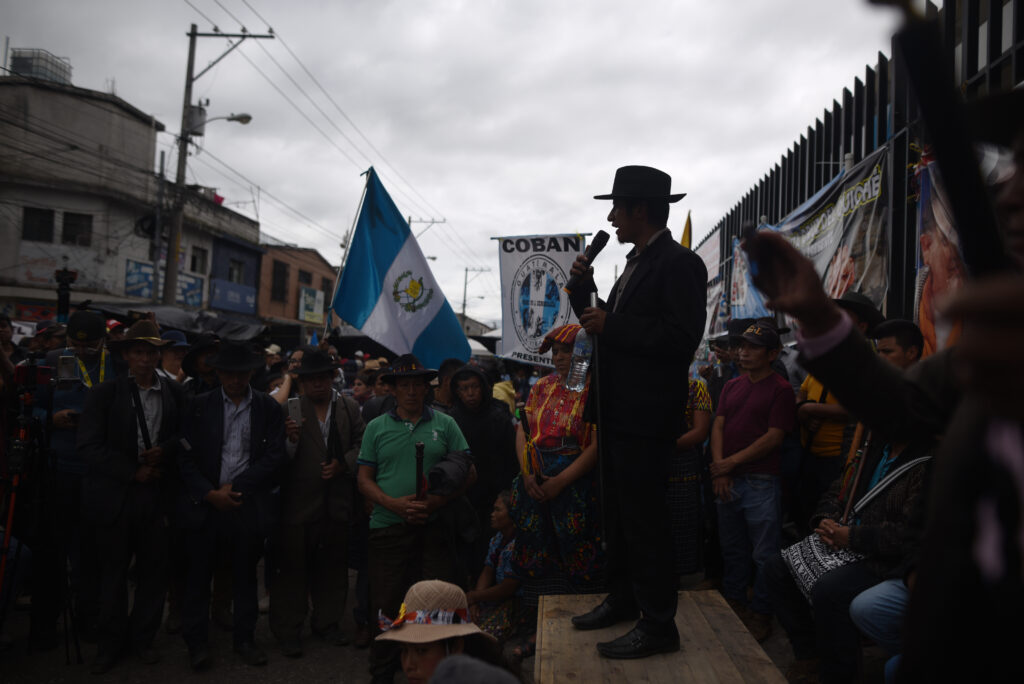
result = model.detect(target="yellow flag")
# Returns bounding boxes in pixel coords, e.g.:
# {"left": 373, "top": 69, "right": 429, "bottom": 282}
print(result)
{"left": 680, "top": 210, "right": 692, "bottom": 248}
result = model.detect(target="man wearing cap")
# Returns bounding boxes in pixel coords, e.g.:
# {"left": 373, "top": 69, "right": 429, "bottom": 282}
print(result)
{"left": 32, "top": 320, "right": 66, "bottom": 353}
{"left": 708, "top": 321, "right": 796, "bottom": 642}
{"left": 355, "top": 354, "right": 473, "bottom": 683}
{"left": 77, "top": 320, "right": 188, "bottom": 673}
{"left": 177, "top": 340, "right": 286, "bottom": 670}
{"left": 271, "top": 349, "right": 365, "bottom": 657}
{"left": 26, "top": 311, "right": 120, "bottom": 650}
{"left": 157, "top": 330, "right": 190, "bottom": 383}
{"left": 567, "top": 165, "right": 707, "bottom": 659}
{"left": 106, "top": 319, "right": 126, "bottom": 343}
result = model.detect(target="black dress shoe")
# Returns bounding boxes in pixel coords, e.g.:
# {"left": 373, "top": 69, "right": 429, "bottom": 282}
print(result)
{"left": 596, "top": 626, "right": 680, "bottom": 659}
{"left": 571, "top": 600, "right": 640, "bottom": 631}
{"left": 234, "top": 641, "right": 268, "bottom": 667}
{"left": 189, "top": 645, "right": 212, "bottom": 671}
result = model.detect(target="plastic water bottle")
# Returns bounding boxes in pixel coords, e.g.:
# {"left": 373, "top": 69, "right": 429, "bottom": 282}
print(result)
{"left": 565, "top": 329, "right": 592, "bottom": 392}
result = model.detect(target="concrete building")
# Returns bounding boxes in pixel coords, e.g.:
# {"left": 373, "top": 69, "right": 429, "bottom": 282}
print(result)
{"left": 258, "top": 240, "right": 337, "bottom": 348}
{"left": 0, "top": 68, "right": 262, "bottom": 322}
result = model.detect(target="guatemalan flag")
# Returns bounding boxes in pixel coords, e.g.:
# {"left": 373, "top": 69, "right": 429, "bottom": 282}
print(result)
{"left": 331, "top": 168, "right": 470, "bottom": 369}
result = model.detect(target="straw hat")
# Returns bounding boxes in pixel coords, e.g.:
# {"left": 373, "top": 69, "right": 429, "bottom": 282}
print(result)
{"left": 375, "top": 580, "right": 495, "bottom": 644}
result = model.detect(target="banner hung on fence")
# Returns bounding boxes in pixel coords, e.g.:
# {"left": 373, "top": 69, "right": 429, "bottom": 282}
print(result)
{"left": 705, "top": 279, "right": 726, "bottom": 338}
{"left": 497, "top": 234, "right": 585, "bottom": 366}
{"left": 913, "top": 158, "right": 965, "bottom": 357}
{"left": 730, "top": 236, "right": 772, "bottom": 320}
{"left": 770, "top": 146, "right": 889, "bottom": 313}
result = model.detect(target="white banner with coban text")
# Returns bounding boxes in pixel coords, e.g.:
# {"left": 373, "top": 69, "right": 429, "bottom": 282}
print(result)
{"left": 496, "top": 234, "right": 586, "bottom": 367}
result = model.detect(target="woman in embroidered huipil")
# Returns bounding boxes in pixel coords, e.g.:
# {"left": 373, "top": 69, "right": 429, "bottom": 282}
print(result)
{"left": 509, "top": 324, "right": 602, "bottom": 584}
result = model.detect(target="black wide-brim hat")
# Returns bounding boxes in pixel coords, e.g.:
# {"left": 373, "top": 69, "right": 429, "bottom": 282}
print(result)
{"left": 109, "top": 320, "right": 173, "bottom": 350}
{"left": 182, "top": 332, "right": 220, "bottom": 378}
{"left": 294, "top": 349, "right": 340, "bottom": 376}
{"left": 207, "top": 340, "right": 266, "bottom": 373}
{"left": 967, "top": 89, "right": 1024, "bottom": 147}
{"left": 380, "top": 354, "right": 438, "bottom": 383}
{"left": 594, "top": 165, "right": 686, "bottom": 203}
{"left": 834, "top": 291, "right": 884, "bottom": 335}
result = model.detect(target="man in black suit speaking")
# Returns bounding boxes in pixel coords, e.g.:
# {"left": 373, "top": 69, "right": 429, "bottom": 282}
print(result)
{"left": 568, "top": 165, "right": 707, "bottom": 659}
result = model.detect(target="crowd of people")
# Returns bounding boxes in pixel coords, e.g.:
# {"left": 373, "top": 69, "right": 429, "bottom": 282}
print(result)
{"left": 1, "top": 88, "right": 1022, "bottom": 683}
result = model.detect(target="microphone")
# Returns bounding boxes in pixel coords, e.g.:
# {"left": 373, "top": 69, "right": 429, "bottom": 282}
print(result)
{"left": 563, "top": 230, "right": 610, "bottom": 295}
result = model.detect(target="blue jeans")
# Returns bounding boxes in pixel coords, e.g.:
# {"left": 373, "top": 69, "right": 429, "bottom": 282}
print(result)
{"left": 716, "top": 474, "right": 780, "bottom": 615}
{"left": 850, "top": 578, "right": 907, "bottom": 655}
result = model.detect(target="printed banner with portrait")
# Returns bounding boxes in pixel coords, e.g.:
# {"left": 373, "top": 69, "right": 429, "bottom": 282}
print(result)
{"left": 497, "top": 234, "right": 585, "bottom": 367}
{"left": 770, "top": 146, "right": 889, "bottom": 313}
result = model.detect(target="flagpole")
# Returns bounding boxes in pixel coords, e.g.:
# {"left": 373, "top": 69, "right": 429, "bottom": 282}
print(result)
{"left": 325, "top": 169, "right": 371, "bottom": 336}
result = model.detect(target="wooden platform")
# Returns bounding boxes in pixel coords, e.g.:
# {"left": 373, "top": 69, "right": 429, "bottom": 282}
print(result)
{"left": 534, "top": 591, "right": 786, "bottom": 683}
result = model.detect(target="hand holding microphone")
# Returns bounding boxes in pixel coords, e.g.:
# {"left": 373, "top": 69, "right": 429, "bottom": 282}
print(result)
{"left": 564, "top": 230, "right": 610, "bottom": 295}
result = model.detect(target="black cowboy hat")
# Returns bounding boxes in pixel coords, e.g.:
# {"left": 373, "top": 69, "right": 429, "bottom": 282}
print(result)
{"left": 182, "top": 332, "right": 220, "bottom": 378}
{"left": 834, "top": 291, "right": 884, "bottom": 335}
{"left": 207, "top": 340, "right": 265, "bottom": 373}
{"left": 594, "top": 165, "right": 686, "bottom": 203}
{"left": 294, "top": 349, "right": 339, "bottom": 376}
{"left": 379, "top": 354, "right": 438, "bottom": 383}
{"left": 109, "top": 320, "right": 173, "bottom": 350}
{"left": 967, "top": 89, "right": 1024, "bottom": 147}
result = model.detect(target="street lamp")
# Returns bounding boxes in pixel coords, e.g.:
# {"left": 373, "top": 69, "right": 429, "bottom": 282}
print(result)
{"left": 162, "top": 22, "right": 272, "bottom": 306}
{"left": 162, "top": 112, "right": 252, "bottom": 304}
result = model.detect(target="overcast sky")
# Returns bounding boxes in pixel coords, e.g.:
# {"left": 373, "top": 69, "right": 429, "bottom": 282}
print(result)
{"left": 4, "top": 0, "right": 907, "bottom": 326}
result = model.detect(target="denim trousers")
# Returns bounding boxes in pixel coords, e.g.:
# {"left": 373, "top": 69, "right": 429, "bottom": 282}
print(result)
{"left": 849, "top": 578, "right": 908, "bottom": 655}
{"left": 716, "top": 473, "right": 780, "bottom": 615}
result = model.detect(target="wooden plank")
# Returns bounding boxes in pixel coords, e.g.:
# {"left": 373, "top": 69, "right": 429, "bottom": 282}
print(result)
{"left": 534, "top": 592, "right": 784, "bottom": 684}
{"left": 675, "top": 592, "right": 746, "bottom": 684}
{"left": 690, "top": 591, "right": 786, "bottom": 684}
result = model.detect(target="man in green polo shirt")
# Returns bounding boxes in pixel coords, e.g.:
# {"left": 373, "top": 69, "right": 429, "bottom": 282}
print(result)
{"left": 356, "top": 354, "right": 474, "bottom": 684}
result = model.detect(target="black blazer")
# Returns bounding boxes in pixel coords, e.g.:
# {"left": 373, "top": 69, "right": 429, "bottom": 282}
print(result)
{"left": 78, "top": 375, "right": 187, "bottom": 525}
{"left": 570, "top": 230, "right": 707, "bottom": 439}
{"left": 176, "top": 387, "right": 286, "bottom": 533}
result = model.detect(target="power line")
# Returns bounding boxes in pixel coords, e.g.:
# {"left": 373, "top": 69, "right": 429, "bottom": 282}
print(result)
{"left": 240, "top": 0, "right": 449, "bottom": 221}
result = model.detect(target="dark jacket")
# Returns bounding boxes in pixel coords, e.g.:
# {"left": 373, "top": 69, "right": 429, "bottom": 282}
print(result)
{"left": 569, "top": 230, "right": 707, "bottom": 439}
{"left": 77, "top": 374, "right": 187, "bottom": 525}
{"left": 810, "top": 441, "right": 932, "bottom": 578}
{"left": 281, "top": 393, "right": 365, "bottom": 524}
{"left": 447, "top": 365, "right": 518, "bottom": 512}
{"left": 177, "top": 388, "right": 287, "bottom": 533}
{"left": 799, "top": 326, "right": 1023, "bottom": 683}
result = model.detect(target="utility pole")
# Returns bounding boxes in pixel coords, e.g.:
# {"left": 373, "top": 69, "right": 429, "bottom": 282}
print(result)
{"left": 163, "top": 24, "right": 272, "bottom": 305}
{"left": 462, "top": 266, "right": 490, "bottom": 318}
{"left": 153, "top": 150, "right": 165, "bottom": 302}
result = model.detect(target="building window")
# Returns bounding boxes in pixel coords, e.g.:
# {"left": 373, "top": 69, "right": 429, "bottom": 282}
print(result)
{"left": 298, "top": 269, "right": 312, "bottom": 285}
{"left": 227, "top": 259, "right": 245, "bottom": 284}
{"left": 62, "top": 213, "right": 93, "bottom": 247}
{"left": 190, "top": 246, "right": 209, "bottom": 274}
{"left": 322, "top": 277, "right": 333, "bottom": 312}
{"left": 22, "top": 207, "right": 55, "bottom": 242}
{"left": 271, "top": 259, "right": 289, "bottom": 302}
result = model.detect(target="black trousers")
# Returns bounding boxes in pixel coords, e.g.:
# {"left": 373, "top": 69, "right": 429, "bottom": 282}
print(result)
{"left": 182, "top": 509, "right": 263, "bottom": 649}
{"left": 367, "top": 521, "right": 457, "bottom": 680}
{"left": 763, "top": 553, "right": 882, "bottom": 684}
{"left": 269, "top": 517, "right": 349, "bottom": 642}
{"left": 603, "top": 432, "right": 678, "bottom": 634}
{"left": 93, "top": 484, "right": 168, "bottom": 657}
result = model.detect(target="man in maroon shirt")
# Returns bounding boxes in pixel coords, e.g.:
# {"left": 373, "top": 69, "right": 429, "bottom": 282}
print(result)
{"left": 709, "top": 321, "right": 796, "bottom": 642}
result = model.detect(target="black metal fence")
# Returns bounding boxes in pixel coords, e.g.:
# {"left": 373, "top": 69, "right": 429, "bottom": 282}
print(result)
{"left": 698, "top": 0, "right": 1023, "bottom": 321}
